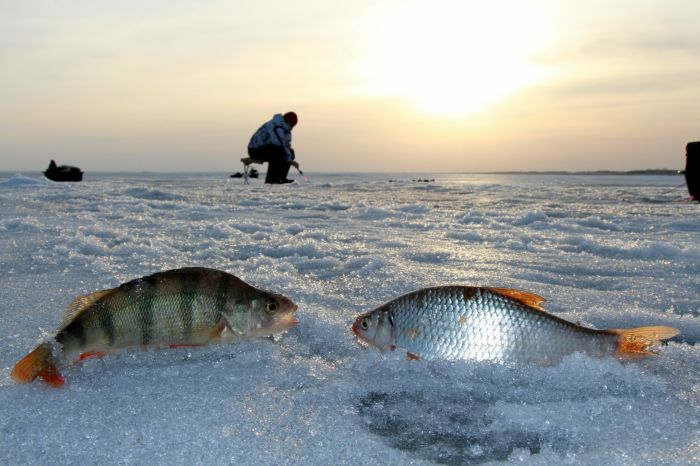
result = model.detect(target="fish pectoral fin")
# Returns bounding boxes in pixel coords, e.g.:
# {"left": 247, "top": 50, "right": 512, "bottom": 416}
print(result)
{"left": 217, "top": 312, "right": 245, "bottom": 339}
{"left": 212, "top": 319, "right": 237, "bottom": 343}
{"left": 486, "top": 287, "right": 547, "bottom": 311}
{"left": 406, "top": 352, "right": 422, "bottom": 361}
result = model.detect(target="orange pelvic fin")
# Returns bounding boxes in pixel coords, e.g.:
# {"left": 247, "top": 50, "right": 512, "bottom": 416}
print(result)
{"left": 79, "top": 351, "right": 107, "bottom": 361}
{"left": 11, "top": 343, "right": 65, "bottom": 388}
{"left": 406, "top": 352, "right": 422, "bottom": 361}
{"left": 610, "top": 326, "right": 679, "bottom": 357}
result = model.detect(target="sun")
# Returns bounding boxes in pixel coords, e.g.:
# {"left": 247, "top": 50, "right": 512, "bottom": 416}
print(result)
{"left": 364, "top": 0, "right": 547, "bottom": 116}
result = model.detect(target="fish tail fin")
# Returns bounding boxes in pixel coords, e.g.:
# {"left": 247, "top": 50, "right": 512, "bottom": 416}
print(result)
{"left": 610, "top": 326, "right": 679, "bottom": 357}
{"left": 11, "top": 343, "right": 65, "bottom": 388}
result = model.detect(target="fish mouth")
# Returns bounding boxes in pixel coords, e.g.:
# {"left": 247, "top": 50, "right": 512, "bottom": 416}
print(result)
{"left": 351, "top": 317, "right": 361, "bottom": 336}
{"left": 351, "top": 317, "right": 370, "bottom": 346}
{"left": 277, "top": 312, "right": 299, "bottom": 329}
{"left": 253, "top": 315, "right": 299, "bottom": 337}
{"left": 278, "top": 300, "right": 299, "bottom": 328}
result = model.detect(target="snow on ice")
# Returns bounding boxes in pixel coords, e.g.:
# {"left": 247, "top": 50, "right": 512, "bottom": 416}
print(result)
{"left": 0, "top": 172, "right": 698, "bottom": 465}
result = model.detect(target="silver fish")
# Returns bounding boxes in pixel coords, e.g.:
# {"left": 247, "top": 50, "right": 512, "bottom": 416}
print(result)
{"left": 352, "top": 286, "right": 678, "bottom": 364}
{"left": 12, "top": 267, "right": 298, "bottom": 387}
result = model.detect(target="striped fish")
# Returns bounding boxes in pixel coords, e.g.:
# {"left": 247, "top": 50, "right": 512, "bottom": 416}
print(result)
{"left": 352, "top": 286, "right": 679, "bottom": 364}
{"left": 12, "top": 267, "right": 298, "bottom": 387}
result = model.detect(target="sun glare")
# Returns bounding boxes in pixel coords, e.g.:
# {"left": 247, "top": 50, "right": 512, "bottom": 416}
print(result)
{"left": 365, "top": 1, "right": 546, "bottom": 116}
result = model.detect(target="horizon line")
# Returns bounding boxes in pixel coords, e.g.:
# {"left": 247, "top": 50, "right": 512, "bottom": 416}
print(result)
{"left": 0, "top": 168, "right": 684, "bottom": 176}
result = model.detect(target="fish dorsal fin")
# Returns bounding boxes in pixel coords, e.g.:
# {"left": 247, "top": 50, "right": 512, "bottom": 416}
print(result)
{"left": 486, "top": 287, "right": 547, "bottom": 311}
{"left": 58, "top": 289, "right": 112, "bottom": 330}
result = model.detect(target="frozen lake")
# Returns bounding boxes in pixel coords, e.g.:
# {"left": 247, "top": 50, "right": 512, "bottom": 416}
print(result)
{"left": 1, "top": 171, "right": 698, "bottom": 465}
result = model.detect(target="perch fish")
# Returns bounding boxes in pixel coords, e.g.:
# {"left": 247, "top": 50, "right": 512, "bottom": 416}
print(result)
{"left": 352, "top": 286, "right": 678, "bottom": 364}
{"left": 12, "top": 267, "right": 298, "bottom": 387}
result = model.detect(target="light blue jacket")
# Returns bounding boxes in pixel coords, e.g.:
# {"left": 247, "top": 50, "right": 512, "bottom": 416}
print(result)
{"left": 248, "top": 114, "right": 294, "bottom": 161}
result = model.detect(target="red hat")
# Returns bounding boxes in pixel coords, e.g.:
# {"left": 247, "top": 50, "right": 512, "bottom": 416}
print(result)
{"left": 283, "top": 112, "right": 298, "bottom": 127}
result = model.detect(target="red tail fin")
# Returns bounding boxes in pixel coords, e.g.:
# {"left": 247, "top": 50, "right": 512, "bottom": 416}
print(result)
{"left": 610, "top": 326, "right": 679, "bottom": 357}
{"left": 11, "top": 343, "right": 65, "bottom": 388}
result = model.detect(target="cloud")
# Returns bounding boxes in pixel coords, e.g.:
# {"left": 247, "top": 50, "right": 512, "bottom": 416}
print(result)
{"left": 548, "top": 69, "right": 700, "bottom": 98}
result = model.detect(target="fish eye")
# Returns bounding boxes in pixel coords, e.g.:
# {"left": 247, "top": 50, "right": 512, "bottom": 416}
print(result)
{"left": 360, "top": 317, "right": 371, "bottom": 330}
{"left": 266, "top": 302, "right": 278, "bottom": 314}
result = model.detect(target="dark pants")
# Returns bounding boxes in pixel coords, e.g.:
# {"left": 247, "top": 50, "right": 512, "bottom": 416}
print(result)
{"left": 248, "top": 146, "right": 291, "bottom": 184}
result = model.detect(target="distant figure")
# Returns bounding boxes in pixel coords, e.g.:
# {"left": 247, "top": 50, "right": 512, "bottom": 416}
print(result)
{"left": 229, "top": 169, "right": 257, "bottom": 179}
{"left": 247, "top": 112, "right": 300, "bottom": 184}
{"left": 44, "top": 159, "right": 83, "bottom": 182}
{"left": 685, "top": 142, "right": 699, "bottom": 201}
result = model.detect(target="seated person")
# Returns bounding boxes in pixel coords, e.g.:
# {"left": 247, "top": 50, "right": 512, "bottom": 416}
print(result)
{"left": 247, "top": 112, "right": 300, "bottom": 184}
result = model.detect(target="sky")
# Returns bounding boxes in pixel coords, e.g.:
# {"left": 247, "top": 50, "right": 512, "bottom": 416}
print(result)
{"left": 1, "top": 0, "right": 699, "bottom": 173}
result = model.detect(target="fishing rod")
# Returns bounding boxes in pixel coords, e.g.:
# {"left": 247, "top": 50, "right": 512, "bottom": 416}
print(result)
{"left": 293, "top": 163, "right": 308, "bottom": 182}
{"left": 660, "top": 183, "right": 687, "bottom": 195}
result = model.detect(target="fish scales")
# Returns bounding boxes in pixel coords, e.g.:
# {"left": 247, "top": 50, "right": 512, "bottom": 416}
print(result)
{"left": 352, "top": 286, "right": 678, "bottom": 364}
{"left": 12, "top": 267, "right": 298, "bottom": 387}
{"left": 406, "top": 287, "right": 618, "bottom": 363}
{"left": 59, "top": 271, "right": 222, "bottom": 354}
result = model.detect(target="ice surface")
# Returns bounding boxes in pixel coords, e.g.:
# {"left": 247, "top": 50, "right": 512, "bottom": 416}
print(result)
{"left": 0, "top": 172, "right": 698, "bottom": 465}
